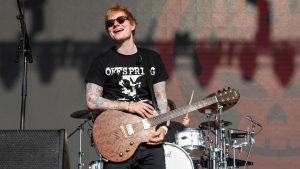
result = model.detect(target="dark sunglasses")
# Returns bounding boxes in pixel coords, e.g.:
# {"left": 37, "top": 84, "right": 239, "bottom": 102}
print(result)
{"left": 106, "top": 16, "right": 128, "bottom": 28}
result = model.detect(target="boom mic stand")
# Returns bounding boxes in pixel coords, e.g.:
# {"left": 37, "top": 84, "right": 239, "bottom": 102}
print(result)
{"left": 16, "top": 0, "right": 33, "bottom": 130}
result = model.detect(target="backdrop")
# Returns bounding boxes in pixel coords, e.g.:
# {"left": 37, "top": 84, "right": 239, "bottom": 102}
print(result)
{"left": 1, "top": 0, "right": 300, "bottom": 168}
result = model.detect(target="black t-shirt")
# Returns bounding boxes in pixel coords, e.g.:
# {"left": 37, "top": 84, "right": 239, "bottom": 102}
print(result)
{"left": 85, "top": 47, "right": 169, "bottom": 102}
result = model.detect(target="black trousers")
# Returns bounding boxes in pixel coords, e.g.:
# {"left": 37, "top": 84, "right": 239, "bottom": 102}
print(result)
{"left": 103, "top": 144, "right": 166, "bottom": 169}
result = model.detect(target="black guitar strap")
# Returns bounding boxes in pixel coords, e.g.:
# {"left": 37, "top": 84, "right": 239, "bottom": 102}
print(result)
{"left": 138, "top": 48, "right": 159, "bottom": 112}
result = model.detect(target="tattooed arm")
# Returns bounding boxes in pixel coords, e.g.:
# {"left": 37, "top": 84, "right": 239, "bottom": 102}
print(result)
{"left": 148, "top": 81, "right": 168, "bottom": 145}
{"left": 86, "top": 82, "right": 154, "bottom": 117}
{"left": 86, "top": 82, "right": 128, "bottom": 111}
{"left": 153, "top": 81, "right": 168, "bottom": 114}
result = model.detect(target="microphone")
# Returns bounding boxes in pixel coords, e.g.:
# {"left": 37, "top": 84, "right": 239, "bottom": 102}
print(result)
{"left": 246, "top": 115, "right": 262, "bottom": 127}
{"left": 137, "top": 54, "right": 143, "bottom": 65}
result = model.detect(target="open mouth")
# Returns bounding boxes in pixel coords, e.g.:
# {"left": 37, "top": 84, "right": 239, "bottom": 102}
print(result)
{"left": 113, "top": 29, "right": 124, "bottom": 33}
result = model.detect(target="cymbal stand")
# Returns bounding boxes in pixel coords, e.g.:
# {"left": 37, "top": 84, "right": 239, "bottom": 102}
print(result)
{"left": 217, "top": 103, "right": 228, "bottom": 169}
{"left": 68, "top": 119, "right": 91, "bottom": 169}
{"left": 231, "top": 140, "right": 242, "bottom": 169}
{"left": 243, "top": 124, "right": 256, "bottom": 169}
{"left": 204, "top": 109, "right": 213, "bottom": 169}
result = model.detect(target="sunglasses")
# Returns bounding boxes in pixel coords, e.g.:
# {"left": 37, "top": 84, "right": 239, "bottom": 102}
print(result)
{"left": 106, "top": 16, "right": 128, "bottom": 28}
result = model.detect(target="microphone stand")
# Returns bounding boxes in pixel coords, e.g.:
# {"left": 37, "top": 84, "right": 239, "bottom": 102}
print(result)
{"left": 16, "top": 0, "right": 33, "bottom": 130}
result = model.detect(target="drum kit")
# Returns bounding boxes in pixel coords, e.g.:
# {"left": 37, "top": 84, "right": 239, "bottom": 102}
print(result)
{"left": 68, "top": 102, "right": 260, "bottom": 169}
{"left": 164, "top": 104, "right": 259, "bottom": 169}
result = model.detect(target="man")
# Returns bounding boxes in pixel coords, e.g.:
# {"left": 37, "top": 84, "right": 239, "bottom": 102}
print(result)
{"left": 85, "top": 4, "right": 169, "bottom": 169}
{"left": 164, "top": 99, "right": 190, "bottom": 143}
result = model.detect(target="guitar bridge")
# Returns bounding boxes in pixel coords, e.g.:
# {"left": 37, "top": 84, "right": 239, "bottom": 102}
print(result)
{"left": 126, "top": 124, "right": 134, "bottom": 136}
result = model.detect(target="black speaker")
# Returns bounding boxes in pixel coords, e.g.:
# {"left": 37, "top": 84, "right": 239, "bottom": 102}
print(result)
{"left": 0, "top": 129, "right": 70, "bottom": 169}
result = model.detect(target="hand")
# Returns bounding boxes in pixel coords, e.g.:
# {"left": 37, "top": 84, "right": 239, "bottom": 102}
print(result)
{"left": 148, "top": 127, "right": 166, "bottom": 145}
{"left": 128, "top": 102, "right": 155, "bottom": 118}
{"left": 182, "top": 116, "right": 190, "bottom": 127}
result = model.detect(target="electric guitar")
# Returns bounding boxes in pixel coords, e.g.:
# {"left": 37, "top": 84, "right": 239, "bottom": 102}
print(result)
{"left": 92, "top": 87, "right": 240, "bottom": 162}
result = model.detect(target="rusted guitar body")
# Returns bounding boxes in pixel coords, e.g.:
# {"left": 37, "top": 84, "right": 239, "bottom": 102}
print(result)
{"left": 93, "top": 110, "right": 156, "bottom": 162}
{"left": 93, "top": 88, "right": 240, "bottom": 162}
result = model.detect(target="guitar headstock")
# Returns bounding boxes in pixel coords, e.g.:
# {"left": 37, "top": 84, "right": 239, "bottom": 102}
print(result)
{"left": 216, "top": 87, "right": 240, "bottom": 107}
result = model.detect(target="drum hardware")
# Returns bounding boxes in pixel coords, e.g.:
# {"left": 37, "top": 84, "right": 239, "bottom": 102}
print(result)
{"left": 213, "top": 103, "right": 228, "bottom": 169}
{"left": 89, "top": 158, "right": 103, "bottom": 169}
{"left": 227, "top": 116, "right": 260, "bottom": 169}
{"left": 200, "top": 120, "right": 232, "bottom": 130}
{"left": 243, "top": 118, "right": 259, "bottom": 169}
{"left": 201, "top": 103, "right": 231, "bottom": 169}
{"left": 70, "top": 109, "right": 100, "bottom": 120}
{"left": 68, "top": 119, "right": 92, "bottom": 169}
{"left": 70, "top": 109, "right": 101, "bottom": 169}
{"left": 70, "top": 109, "right": 92, "bottom": 119}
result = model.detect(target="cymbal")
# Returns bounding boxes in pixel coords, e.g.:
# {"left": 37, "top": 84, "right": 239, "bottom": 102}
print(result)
{"left": 70, "top": 109, "right": 92, "bottom": 119}
{"left": 200, "top": 120, "right": 232, "bottom": 129}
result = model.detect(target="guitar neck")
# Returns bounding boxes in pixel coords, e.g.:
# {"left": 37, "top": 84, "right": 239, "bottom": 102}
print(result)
{"left": 148, "top": 96, "right": 218, "bottom": 126}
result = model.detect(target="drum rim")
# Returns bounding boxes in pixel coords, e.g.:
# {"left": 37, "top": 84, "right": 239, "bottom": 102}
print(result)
{"left": 164, "top": 142, "right": 194, "bottom": 169}
{"left": 183, "top": 128, "right": 200, "bottom": 131}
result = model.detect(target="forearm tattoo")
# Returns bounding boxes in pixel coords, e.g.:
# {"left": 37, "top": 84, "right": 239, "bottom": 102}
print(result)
{"left": 153, "top": 81, "right": 168, "bottom": 114}
{"left": 86, "top": 83, "right": 124, "bottom": 110}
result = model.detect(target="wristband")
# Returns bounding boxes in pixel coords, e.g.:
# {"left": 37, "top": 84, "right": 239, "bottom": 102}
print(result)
{"left": 160, "top": 126, "right": 168, "bottom": 134}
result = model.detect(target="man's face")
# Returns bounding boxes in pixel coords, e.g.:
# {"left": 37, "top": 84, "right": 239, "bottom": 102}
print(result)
{"left": 106, "top": 11, "right": 136, "bottom": 43}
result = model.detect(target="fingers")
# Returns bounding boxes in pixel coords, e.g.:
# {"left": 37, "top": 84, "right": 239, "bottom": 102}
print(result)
{"left": 128, "top": 102, "right": 155, "bottom": 118}
{"left": 148, "top": 128, "right": 165, "bottom": 145}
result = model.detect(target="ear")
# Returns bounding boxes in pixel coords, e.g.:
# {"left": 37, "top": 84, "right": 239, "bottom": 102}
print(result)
{"left": 130, "top": 22, "right": 136, "bottom": 32}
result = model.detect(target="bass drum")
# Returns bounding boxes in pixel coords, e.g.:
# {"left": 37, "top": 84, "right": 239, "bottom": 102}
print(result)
{"left": 164, "top": 142, "right": 195, "bottom": 169}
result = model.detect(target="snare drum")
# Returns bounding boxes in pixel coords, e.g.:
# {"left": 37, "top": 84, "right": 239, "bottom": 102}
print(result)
{"left": 164, "top": 142, "right": 195, "bottom": 169}
{"left": 175, "top": 128, "right": 205, "bottom": 160}
{"left": 89, "top": 160, "right": 103, "bottom": 169}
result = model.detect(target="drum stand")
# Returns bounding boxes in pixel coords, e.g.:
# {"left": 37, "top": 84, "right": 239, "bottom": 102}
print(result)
{"left": 68, "top": 119, "right": 91, "bottom": 169}
{"left": 206, "top": 103, "right": 229, "bottom": 169}
{"left": 204, "top": 109, "right": 213, "bottom": 169}
{"left": 217, "top": 104, "right": 228, "bottom": 169}
{"left": 230, "top": 122, "right": 256, "bottom": 168}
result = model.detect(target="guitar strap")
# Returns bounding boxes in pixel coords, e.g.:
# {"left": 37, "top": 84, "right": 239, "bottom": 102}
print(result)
{"left": 138, "top": 48, "right": 159, "bottom": 112}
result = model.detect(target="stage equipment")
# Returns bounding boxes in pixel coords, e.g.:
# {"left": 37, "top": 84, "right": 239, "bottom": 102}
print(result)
{"left": 0, "top": 129, "right": 69, "bottom": 169}
{"left": 16, "top": 0, "right": 34, "bottom": 130}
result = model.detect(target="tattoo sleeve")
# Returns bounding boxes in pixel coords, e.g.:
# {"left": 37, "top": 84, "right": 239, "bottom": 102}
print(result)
{"left": 153, "top": 81, "right": 168, "bottom": 114}
{"left": 86, "top": 83, "right": 126, "bottom": 110}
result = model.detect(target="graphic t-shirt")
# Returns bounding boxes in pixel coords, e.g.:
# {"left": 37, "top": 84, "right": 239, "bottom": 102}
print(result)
{"left": 85, "top": 47, "right": 169, "bottom": 102}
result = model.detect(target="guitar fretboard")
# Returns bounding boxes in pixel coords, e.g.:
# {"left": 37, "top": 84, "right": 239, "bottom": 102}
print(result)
{"left": 147, "top": 96, "right": 218, "bottom": 126}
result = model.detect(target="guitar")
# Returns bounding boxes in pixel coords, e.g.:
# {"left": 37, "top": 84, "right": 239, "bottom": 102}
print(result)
{"left": 92, "top": 87, "right": 240, "bottom": 162}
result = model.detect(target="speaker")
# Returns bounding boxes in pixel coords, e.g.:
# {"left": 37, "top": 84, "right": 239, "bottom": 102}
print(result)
{"left": 0, "top": 129, "right": 69, "bottom": 169}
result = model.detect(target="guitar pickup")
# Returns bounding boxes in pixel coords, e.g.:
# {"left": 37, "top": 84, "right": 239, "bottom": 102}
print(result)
{"left": 141, "top": 119, "right": 150, "bottom": 129}
{"left": 126, "top": 124, "right": 134, "bottom": 136}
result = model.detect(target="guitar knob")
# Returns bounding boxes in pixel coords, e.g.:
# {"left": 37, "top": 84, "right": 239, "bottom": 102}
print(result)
{"left": 119, "top": 152, "right": 123, "bottom": 157}
{"left": 126, "top": 148, "right": 130, "bottom": 152}
{"left": 130, "top": 141, "right": 134, "bottom": 145}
